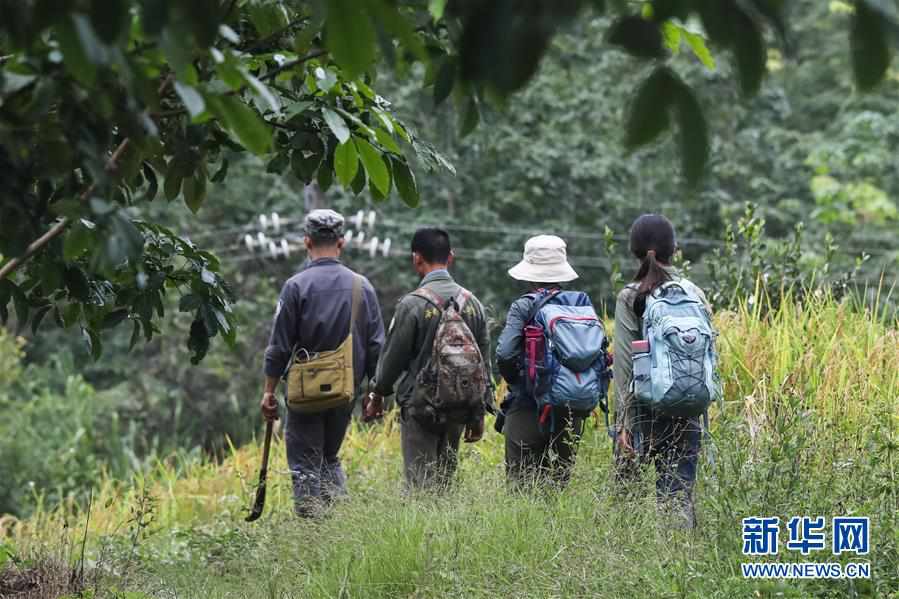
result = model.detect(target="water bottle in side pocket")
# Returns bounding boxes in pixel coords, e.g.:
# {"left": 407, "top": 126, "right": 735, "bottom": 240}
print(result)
{"left": 631, "top": 339, "right": 652, "bottom": 402}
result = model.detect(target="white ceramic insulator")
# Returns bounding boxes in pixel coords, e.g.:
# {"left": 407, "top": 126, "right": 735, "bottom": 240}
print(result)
{"left": 381, "top": 238, "right": 391, "bottom": 257}
{"left": 281, "top": 239, "right": 290, "bottom": 258}
{"left": 244, "top": 234, "right": 255, "bottom": 251}
{"left": 259, "top": 214, "right": 269, "bottom": 231}
{"left": 367, "top": 211, "right": 377, "bottom": 229}
{"left": 271, "top": 213, "right": 281, "bottom": 234}
{"left": 369, "top": 236, "right": 379, "bottom": 258}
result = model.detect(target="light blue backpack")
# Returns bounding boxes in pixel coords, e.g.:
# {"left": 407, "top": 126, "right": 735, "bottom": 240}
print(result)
{"left": 523, "top": 290, "right": 612, "bottom": 429}
{"left": 632, "top": 280, "right": 720, "bottom": 418}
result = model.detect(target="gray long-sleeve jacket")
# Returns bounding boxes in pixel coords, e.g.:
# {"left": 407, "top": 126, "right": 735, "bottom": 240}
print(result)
{"left": 264, "top": 257, "right": 385, "bottom": 388}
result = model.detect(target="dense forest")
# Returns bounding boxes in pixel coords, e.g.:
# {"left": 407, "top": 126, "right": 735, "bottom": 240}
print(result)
{"left": 0, "top": 1, "right": 897, "bottom": 597}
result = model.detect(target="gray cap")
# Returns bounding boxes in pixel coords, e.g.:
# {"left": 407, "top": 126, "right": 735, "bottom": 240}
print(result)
{"left": 304, "top": 209, "right": 345, "bottom": 237}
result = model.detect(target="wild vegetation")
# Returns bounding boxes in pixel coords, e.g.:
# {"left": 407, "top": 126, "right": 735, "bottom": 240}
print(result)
{"left": 3, "top": 292, "right": 898, "bottom": 598}
{"left": 2, "top": 1, "right": 899, "bottom": 597}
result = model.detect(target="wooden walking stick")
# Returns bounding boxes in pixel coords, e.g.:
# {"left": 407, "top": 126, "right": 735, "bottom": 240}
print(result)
{"left": 246, "top": 420, "right": 274, "bottom": 522}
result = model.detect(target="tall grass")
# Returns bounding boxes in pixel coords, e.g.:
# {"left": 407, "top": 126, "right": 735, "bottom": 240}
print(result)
{"left": 3, "top": 293, "right": 897, "bottom": 598}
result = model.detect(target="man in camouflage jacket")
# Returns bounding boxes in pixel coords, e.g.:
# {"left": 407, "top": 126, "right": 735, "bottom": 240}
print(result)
{"left": 369, "top": 228, "right": 493, "bottom": 490}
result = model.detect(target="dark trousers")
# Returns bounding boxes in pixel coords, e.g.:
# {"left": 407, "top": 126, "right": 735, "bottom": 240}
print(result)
{"left": 504, "top": 404, "right": 584, "bottom": 490}
{"left": 284, "top": 403, "right": 353, "bottom": 516}
{"left": 616, "top": 412, "right": 702, "bottom": 526}
{"left": 400, "top": 410, "right": 464, "bottom": 492}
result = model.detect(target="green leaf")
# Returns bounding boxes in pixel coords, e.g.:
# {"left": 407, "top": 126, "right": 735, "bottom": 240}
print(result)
{"left": 179, "top": 293, "right": 202, "bottom": 312}
{"left": 459, "top": 95, "right": 480, "bottom": 137}
{"left": 851, "top": 1, "right": 892, "bottom": 91}
{"left": 102, "top": 309, "right": 130, "bottom": 329}
{"left": 429, "top": 0, "right": 447, "bottom": 20}
{"left": 64, "top": 267, "right": 91, "bottom": 302}
{"left": 174, "top": 82, "right": 206, "bottom": 118}
{"left": 625, "top": 67, "right": 674, "bottom": 149}
{"left": 164, "top": 155, "right": 192, "bottom": 201}
{"left": 732, "top": 8, "right": 766, "bottom": 96}
{"left": 55, "top": 16, "right": 97, "bottom": 87}
{"left": 248, "top": 2, "right": 288, "bottom": 38}
{"left": 82, "top": 326, "right": 102, "bottom": 360}
{"left": 350, "top": 164, "right": 367, "bottom": 195}
{"left": 683, "top": 29, "right": 716, "bottom": 70}
{"left": 182, "top": 173, "right": 207, "bottom": 214}
{"left": 129, "top": 319, "right": 141, "bottom": 350}
{"left": 292, "top": 151, "right": 322, "bottom": 184}
{"left": 241, "top": 68, "right": 281, "bottom": 114}
{"left": 211, "top": 96, "right": 272, "bottom": 154}
{"left": 211, "top": 158, "right": 229, "bottom": 183}
{"left": 334, "top": 140, "right": 359, "bottom": 187}
{"left": 64, "top": 222, "right": 95, "bottom": 261}
{"left": 1, "top": 72, "right": 36, "bottom": 95}
{"left": 160, "top": 28, "right": 197, "bottom": 83}
{"left": 607, "top": 15, "right": 667, "bottom": 59}
{"left": 391, "top": 158, "right": 419, "bottom": 208}
{"left": 326, "top": 0, "right": 376, "bottom": 78}
{"left": 266, "top": 153, "right": 289, "bottom": 174}
{"left": 322, "top": 108, "right": 351, "bottom": 144}
{"left": 375, "top": 128, "right": 402, "bottom": 154}
{"left": 433, "top": 58, "right": 456, "bottom": 106}
{"left": 355, "top": 137, "right": 391, "bottom": 195}
{"left": 674, "top": 79, "right": 709, "bottom": 186}
{"left": 143, "top": 164, "right": 159, "bottom": 201}
{"left": 651, "top": 0, "right": 693, "bottom": 22}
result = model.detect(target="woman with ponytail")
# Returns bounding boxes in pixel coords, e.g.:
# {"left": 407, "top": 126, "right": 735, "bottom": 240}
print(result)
{"left": 613, "top": 214, "right": 712, "bottom": 528}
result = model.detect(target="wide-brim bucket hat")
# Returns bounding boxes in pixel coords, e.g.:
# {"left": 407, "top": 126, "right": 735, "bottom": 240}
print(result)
{"left": 508, "top": 234, "right": 579, "bottom": 283}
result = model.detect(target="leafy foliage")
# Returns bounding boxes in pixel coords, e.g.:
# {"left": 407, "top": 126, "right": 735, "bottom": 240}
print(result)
{"left": 3, "top": 0, "right": 899, "bottom": 362}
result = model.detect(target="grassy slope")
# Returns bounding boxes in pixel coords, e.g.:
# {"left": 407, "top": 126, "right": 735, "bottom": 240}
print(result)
{"left": 4, "top": 295, "right": 898, "bottom": 598}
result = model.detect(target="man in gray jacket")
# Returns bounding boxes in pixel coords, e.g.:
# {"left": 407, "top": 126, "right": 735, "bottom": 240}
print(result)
{"left": 261, "top": 209, "right": 385, "bottom": 516}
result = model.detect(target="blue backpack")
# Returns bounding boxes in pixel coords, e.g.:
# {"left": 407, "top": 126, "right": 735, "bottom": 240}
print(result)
{"left": 633, "top": 280, "right": 720, "bottom": 418}
{"left": 522, "top": 290, "right": 612, "bottom": 429}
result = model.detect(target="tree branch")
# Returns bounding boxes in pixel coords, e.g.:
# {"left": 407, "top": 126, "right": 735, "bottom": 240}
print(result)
{"left": 0, "top": 139, "right": 132, "bottom": 280}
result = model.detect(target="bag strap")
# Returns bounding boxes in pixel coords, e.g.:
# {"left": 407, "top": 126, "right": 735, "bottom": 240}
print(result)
{"left": 453, "top": 288, "right": 472, "bottom": 312}
{"left": 349, "top": 274, "right": 363, "bottom": 332}
{"left": 525, "top": 288, "right": 561, "bottom": 324}
{"left": 283, "top": 274, "right": 363, "bottom": 379}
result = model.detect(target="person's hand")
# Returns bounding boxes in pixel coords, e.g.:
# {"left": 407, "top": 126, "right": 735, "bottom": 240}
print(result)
{"left": 464, "top": 416, "right": 485, "bottom": 443}
{"left": 260, "top": 392, "right": 279, "bottom": 422}
{"left": 616, "top": 429, "right": 634, "bottom": 454}
{"left": 363, "top": 392, "right": 384, "bottom": 422}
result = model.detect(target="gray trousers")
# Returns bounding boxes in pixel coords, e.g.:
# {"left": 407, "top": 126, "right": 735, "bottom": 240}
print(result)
{"left": 284, "top": 404, "right": 352, "bottom": 516}
{"left": 614, "top": 411, "right": 702, "bottom": 527}
{"left": 400, "top": 410, "right": 464, "bottom": 492}
{"left": 504, "top": 403, "right": 584, "bottom": 490}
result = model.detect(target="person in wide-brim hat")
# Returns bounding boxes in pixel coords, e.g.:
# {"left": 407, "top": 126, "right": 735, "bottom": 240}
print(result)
{"left": 507, "top": 234, "right": 579, "bottom": 283}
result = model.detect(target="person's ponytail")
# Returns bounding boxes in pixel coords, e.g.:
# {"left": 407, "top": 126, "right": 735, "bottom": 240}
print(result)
{"left": 636, "top": 249, "right": 671, "bottom": 296}
{"left": 628, "top": 214, "right": 677, "bottom": 318}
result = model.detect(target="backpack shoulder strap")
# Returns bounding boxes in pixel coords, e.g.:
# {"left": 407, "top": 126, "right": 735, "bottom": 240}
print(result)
{"left": 526, "top": 288, "right": 561, "bottom": 324}
{"left": 453, "top": 288, "right": 473, "bottom": 312}
{"left": 411, "top": 286, "right": 447, "bottom": 311}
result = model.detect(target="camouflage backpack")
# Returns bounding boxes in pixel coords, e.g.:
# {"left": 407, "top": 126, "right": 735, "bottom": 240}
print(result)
{"left": 410, "top": 287, "right": 488, "bottom": 425}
